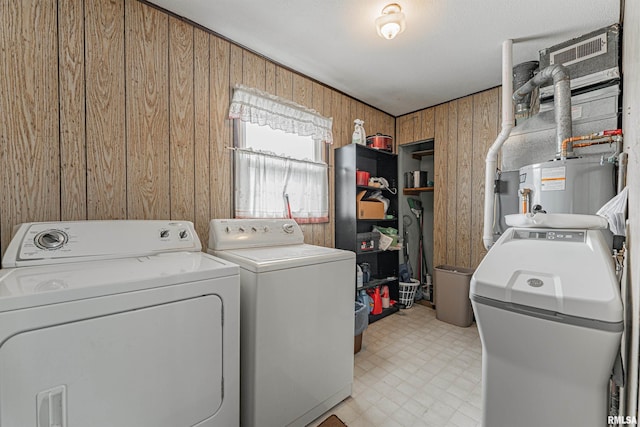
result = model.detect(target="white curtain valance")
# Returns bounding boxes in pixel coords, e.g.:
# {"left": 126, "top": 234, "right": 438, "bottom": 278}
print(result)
{"left": 229, "top": 84, "right": 334, "bottom": 144}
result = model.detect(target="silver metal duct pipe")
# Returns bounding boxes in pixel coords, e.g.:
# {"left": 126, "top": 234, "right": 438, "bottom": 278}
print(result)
{"left": 513, "top": 64, "right": 573, "bottom": 158}
{"left": 512, "top": 61, "right": 539, "bottom": 116}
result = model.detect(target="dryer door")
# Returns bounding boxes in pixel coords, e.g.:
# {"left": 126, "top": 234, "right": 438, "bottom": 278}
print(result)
{"left": 0, "top": 295, "right": 223, "bottom": 427}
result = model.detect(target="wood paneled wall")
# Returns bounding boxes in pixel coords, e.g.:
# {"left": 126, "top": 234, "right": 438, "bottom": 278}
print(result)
{"left": 0, "top": 0, "right": 394, "bottom": 255}
{"left": 397, "top": 88, "right": 501, "bottom": 269}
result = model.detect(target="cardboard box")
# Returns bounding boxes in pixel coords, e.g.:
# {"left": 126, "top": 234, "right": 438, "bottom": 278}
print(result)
{"left": 356, "top": 191, "right": 385, "bottom": 219}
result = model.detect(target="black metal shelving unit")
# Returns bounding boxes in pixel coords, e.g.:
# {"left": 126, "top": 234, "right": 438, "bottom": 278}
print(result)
{"left": 335, "top": 143, "right": 400, "bottom": 323}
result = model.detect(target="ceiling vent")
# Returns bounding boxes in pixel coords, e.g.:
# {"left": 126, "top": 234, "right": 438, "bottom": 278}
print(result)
{"left": 550, "top": 33, "right": 607, "bottom": 66}
{"left": 538, "top": 24, "right": 619, "bottom": 101}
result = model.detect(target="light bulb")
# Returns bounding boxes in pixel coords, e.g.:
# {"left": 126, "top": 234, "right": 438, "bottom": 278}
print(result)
{"left": 381, "top": 22, "right": 401, "bottom": 40}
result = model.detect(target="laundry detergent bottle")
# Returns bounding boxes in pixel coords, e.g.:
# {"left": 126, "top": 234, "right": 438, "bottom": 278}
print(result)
{"left": 381, "top": 285, "right": 390, "bottom": 308}
{"left": 357, "top": 289, "right": 367, "bottom": 306}
{"left": 371, "top": 286, "right": 383, "bottom": 315}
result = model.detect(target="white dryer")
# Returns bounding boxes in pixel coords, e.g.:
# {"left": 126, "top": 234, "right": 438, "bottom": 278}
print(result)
{"left": 0, "top": 220, "right": 239, "bottom": 427}
{"left": 208, "top": 219, "right": 355, "bottom": 427}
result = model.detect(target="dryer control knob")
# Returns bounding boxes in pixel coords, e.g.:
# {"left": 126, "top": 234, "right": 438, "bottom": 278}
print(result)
{"left": 282, "top": 223, "right": 295, "bottom": 234}
{"left": 35, "top": 230, "right": 68, "bottom": 250}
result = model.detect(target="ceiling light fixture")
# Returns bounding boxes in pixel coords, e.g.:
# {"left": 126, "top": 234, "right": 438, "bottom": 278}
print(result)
{"left": 375, "top": 3, "right": 406, "bottom": 40}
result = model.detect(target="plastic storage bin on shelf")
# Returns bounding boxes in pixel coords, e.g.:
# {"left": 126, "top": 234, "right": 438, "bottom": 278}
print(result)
{"left": 434, "top": 265, "right": 475, "bottom": 327}
{"left": 356, "top": 231, "right": 380, "bottom": 253}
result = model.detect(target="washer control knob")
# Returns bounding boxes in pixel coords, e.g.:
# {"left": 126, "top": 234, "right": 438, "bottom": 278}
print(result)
{"left": 179, "top": 230, "right": 188, "bottom": 239}
{"left": 238, "top": 226, "right": 245, "bottom": 233}
{"left": 263, "top": 226, "right": 270, "bottom": 233}
{"left": 283, "top": 223, "right": 295, "bottom": 234}
{"left": 225, "top": 226, "right": 231, "bottom": 233}
{"left": 251, "top": 226, "right": 257, "bottom": 233}
{"left": 160, "top": 229, "right": 170, "bottom": 238}
{"left": 35, "top": 230, "right": 68, "bottom": 250}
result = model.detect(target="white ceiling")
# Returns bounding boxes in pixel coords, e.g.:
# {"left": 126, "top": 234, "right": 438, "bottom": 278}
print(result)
{"left": 147, "top": 0, "right": 620, "bottom": 116}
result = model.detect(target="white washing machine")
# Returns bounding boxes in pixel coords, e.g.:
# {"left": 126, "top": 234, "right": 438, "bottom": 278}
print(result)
{"left": 208, "top": 219, "right": 355, "bottom": 427}
{"left": 471, "top": 214, "right": 623, "bottom": 427}
{"left": 0, "top": 220, "right": 240, "bottom": 427}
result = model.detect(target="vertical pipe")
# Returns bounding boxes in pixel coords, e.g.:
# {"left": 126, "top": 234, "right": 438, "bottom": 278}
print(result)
{"left": 552, "top": 70, "right": 573, "bottom": 157}
{"left": 483, "top": 40, "right": 514, "bottom": 250}
{"left": 618, "top": 153, "right": 628, "bottom": 194}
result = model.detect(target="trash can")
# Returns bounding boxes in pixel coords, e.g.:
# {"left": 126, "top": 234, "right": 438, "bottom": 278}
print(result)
{"left": 434, "top": 265, "right": 475, "bottom": 327}
{"left": 354, "top": 301, "right": 369, "bottom": 353}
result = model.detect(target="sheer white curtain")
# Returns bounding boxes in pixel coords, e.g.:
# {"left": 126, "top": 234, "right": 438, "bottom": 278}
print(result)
{"left": 234, "top": 149, "right": 328, "bottom": 223}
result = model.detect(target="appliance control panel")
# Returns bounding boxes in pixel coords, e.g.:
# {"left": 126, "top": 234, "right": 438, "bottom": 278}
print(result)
{"left": 209, "top": 219, "right": 304, "bottom": 250}
{"left": 3, "top": 221, "right": 201, "bottom": 268}
{"left": 513, "top": 228, "right": 586, "bottom": 243}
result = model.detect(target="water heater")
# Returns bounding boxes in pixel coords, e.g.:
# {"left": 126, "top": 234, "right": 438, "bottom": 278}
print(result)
{"left": 519, "top": 157, "right": 614, "bottom": 214}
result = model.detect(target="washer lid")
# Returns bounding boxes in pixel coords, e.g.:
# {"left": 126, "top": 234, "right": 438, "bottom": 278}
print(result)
{"left": 0, "top": 252, "right": 238, "bottom": 312}
{"left": 471, "top": 227, "right": 622, "bottom": 323}
{"left": 211, "top": 244, "right": 354, "bottom": 273}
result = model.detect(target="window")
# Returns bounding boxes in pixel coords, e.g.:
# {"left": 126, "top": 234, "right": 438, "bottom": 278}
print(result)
{"left": 242, "top": 122, "right": 320, "bottom": 162}
{"left": 229, "top": 85, "right": 333, "bottom": 223}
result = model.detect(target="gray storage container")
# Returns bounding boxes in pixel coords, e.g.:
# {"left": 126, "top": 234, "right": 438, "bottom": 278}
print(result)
{"left": 354, "top": 301, "right": 369, "bottom": 336}
{"left": 355, "top": 231, "right": 380, "bottom": 253}
{"left": 434, "top": 265, "right": 475, "bottom": 327}
{"left": 354, "top": 301, "right": 369, "bottom": 354}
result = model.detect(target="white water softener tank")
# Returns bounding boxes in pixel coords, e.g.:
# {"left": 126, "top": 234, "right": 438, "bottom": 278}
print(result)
{"left": 519, "top": 157, "right": 615, "bottom": 214}
{"left": 471, "top": 214, "right": 623, "bottom": 427}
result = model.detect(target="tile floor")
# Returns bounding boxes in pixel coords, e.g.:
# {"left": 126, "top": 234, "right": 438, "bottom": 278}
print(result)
{"left": 308, "top": 303, "right": 483, "bottom": 427}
